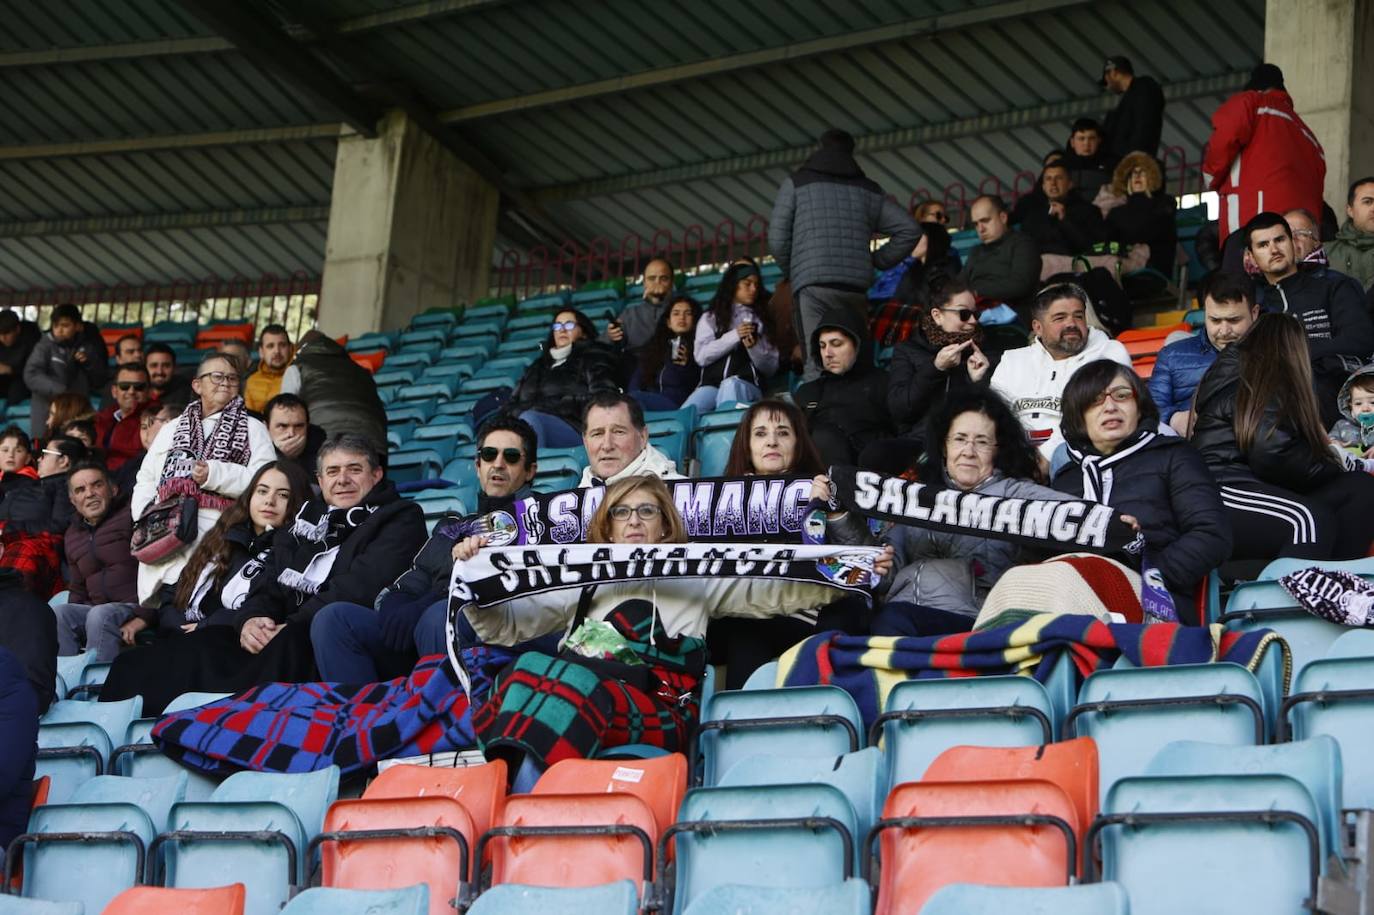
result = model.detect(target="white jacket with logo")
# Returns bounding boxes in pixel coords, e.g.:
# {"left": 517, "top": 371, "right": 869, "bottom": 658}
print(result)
{"left": 989, "top": 328, "right": 1132, "bottom": 459}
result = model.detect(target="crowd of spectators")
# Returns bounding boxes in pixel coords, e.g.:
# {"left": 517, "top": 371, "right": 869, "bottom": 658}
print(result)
{"left": 4, "top": 55, "right": 1374, "bottom": 812}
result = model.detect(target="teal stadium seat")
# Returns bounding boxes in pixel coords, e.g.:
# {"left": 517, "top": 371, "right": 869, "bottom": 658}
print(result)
{"left": 388, "top": 449, "right": 444, "bottom": 484}
{"left": 398, "top": 328, "right": 446, "bottom": 348}
{"left": 36, "top": 697, "right": 143, "bottom": 802}
{"left": 443, "top": 341, "right": 497, "bottom": 362}
{"left": 664, "top": 784, "right": 857, "bottom": 915}
{"left": 409, "top": 311, "right": 457, "bottom": 331}
{"left": 412, "top": 418, "right": 474, "bottom": 448}
{"left": 696, "top": 686, "right": 863, "bottom": 787}
{"left": 694, "top": 429, "right": 732, "bottom": 477}
{"left": 1285, "top": 634, "right": 1374, "bottom": 808}
{"left": 346, "top": 332, "right": 395, "bottom": 353}
{"left": 920, "top": 882, "right": 1129, "bottom": 914}
{"left": 0, "top": 899, "right": 84, "bottom": 915}
{"left": 870, "top": 676, "right": 1056, "bottom": 789}
{"left": 396, "top": 380, "right": 458, "bottom": 402}
{"left": 387, "top": 400, "right": 437, "bottom": 424}
{"left": 461, "top": 304, "right": 510, "bottom": 326}
{"left": 681, "top": 880, "right": 869, "bottom": 915}
{"left": 516, "top": 292, "right": 570, "bottom": 313}
{"left": 409, "top": 492, "right": 469, "bottom": 532}
{"left": 114, "top": 692, "right": 229, "bottom": 799}
{"left": 282, "top": 885, "right": 428, "bottom": 915}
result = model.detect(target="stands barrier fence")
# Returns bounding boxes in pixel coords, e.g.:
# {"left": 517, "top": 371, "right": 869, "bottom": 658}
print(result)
{"left": 0, "top": 273, "right": 320, "bottom": 339}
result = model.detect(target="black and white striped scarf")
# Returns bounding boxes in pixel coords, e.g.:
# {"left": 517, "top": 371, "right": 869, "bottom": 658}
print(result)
{"left": 1064, "top": 430, "right": 1156, "bottom": 504}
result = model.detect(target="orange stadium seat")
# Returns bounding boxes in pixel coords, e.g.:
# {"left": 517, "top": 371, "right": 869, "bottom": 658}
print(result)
{"left": 104, "top": 884, "right": 246, "bottom": 915}
{"left": 364, "top": 761, "right": 507, "bottom": 846}
{"left": 349, "top": 349, "right": 386, "bottom": 373}
{"left": 483, "top": 793, "right": 658, "bottom": 891}
{"left": 533, "top": 753, "right": 687, "bottom": 843}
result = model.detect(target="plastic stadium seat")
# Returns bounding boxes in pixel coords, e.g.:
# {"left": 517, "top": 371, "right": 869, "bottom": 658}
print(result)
{"left": 442, "top": 341, "right": 497, "bottom": 362}
{"left": 396, "top": 380, "right": 458, "bottom": 402}
{"left": 920, "top": 882, "right": 1129, "bottom": 914}
{"left": 1145, "top": 737, "right": 1342, "bottom": 867}
{"left": 494, "top": 338, "right": 542, "bottom": 359}
{"left": 346, "top": 333, "right": 394, "bottom": 353}
{"left": 450, "top": 320, "right": 504, "bottom": 341}
{"left": 696, "top": 686, "right": 863, "bottom": 786}
{"left": 502, "top": 325, "right": 548, "bottom": 344}
{"left": 870, "top": 779, "right": 1079, "bottom": 914}
{"left": 1092, "top": 774, "right": 1321, "bottom": 915}
{"left": 114, "top": 693, "right": 228, "bottom": 799}
{"left": 870, "top": 677, "right": 1056, "bottom": 788}
{"left": 441, "top": 459, "right": 480, "bottom": 499}
{"left": 570, "top": 286, "right": 623, "bottom": 306}
{"left": 399, "top": 329, "right": 446, "bottom": 348}
{"left": 694, "top": 429, "right": 733, "bottom": 477}
{"left": 461, "top": 374, "right": 518, "bottom": 396}
{"left": 156, "top": 767, "right": 339, "bottom": 915}
{"left": 382, "top": 352, "right": 435, "bottom": 372}
{"left": 412, "top": 419, "right": 473, "bottom": 449}
{"left": 921, "top": 738, "right": 1099, "bottom": 841}
{"left": 716, "top": 749, "right": 884, "bottom": 865}
{"left": 1325, "top": 627, "right": 1374, "bottom": 659}
{"left": 533, "top": 754, "right": 687, "bottom": 844}
{"left": 317, "top": 796, "right": 473, "bottom": 915}
{"left": 363, "top": 761, "right": 507, "bottom": 846}
{"left": 410, "top": 311, "right": 458, "bottom": 331}
{"left": 1285, "top": 654, "right": 1374, "bottom": 808}
{"left": 479, "top": 793, "right": 657, "bottom": 895}
{"left": 11, "top": 773, "right": 188, "bottom": 912}
{"left": 36, "top": 697, "right": 143, "bottom": 802}
{"left": 516, "top": 291, "right": 570, "bottom": 312}
{"left": 387, "top": 400, "right": 437, "bottom": 424}
{"left": 420, "top": 361, "right": 477, "bottom": 387}
{"left": 679, "top": 880, "right": 869, "bottom": 915}
{"left": 282, "top": 885, "right": 428, "bottom": 915}
{"left": 1065, "top": 663, "right": 1265, "bottom": 800}
{"left": 409, "top": 493, "right": 469, "bottom": 532}
{"left": 388, "top": 450, "right": 444, "bottom": 484}
{"left": 0, "top": 899, "right": 83, "bottom": 914}
{"left": 397, "top": 437, "right": 457, "bottom": 463}
{"left": 373, "top": 369, "right": 419, "bottom": 389}
{"left": 664, "top": 784, "right": 856, "bottom": 915}
{"left": 105, "top": 884, "right": 246, "bottom": 915}
{"left": 461, "top": 304, "right": 510, "bottom": 326}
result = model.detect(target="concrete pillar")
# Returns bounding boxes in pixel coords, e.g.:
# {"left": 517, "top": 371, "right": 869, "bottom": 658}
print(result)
{"left": 1265, "top": 0, "right": 1374, "bottom": 213}
{"left": 319, "top": 110, "right": 500, "bottom": 337}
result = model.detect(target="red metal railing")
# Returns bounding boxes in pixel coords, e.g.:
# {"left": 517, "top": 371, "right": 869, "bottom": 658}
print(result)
{"left": 0, "top": 272, "right": 320, "bottom": 340}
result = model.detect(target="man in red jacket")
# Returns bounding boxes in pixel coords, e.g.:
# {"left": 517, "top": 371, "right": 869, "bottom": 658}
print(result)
{"left": 53, "top": 462, "right": 143, "bottom": 661}
{"left": 92, "top": 363, "right": 150, "bottom": 471}
{"left": 1203, "top": 63, "right": 1326, "bottom": 245}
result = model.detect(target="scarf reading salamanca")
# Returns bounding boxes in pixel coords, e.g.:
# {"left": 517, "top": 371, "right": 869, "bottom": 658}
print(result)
{"left": 157, "top": 396, "right": 252, "bottom": 511}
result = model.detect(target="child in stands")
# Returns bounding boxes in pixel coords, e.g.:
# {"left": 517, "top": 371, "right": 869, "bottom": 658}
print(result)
{"left": 1330, "top": 365, "right": 1374, "bottom": 463}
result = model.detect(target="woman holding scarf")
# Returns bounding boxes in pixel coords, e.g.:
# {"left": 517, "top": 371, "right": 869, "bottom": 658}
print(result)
{"left": 1053, "top": 359, "right": 1230, "bottom": 624}
{"left": 451, "top": 474, "right": 893, "bottom": 790}
{"left": 886, "top": 276, "right": 1000, "bottom": 450}
{"left": 132, "top": 352, "right": 274, "bottom": 606}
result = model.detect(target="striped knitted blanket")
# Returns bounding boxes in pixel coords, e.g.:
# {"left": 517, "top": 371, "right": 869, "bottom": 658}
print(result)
{"left": 152, "top": 654, "right": 473, "bottom": 776}
{"left": 777, "top": 613, "right": 1285, "bottom": 730}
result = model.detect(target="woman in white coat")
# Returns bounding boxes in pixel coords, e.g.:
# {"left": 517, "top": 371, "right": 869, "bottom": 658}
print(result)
{"left": 132, "top": 352, "right": 274, "bottom": 605}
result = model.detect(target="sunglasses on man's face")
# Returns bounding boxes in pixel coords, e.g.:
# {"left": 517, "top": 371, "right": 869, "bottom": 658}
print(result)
{"left": 478, "top": 446, "right": 524, "bottom": 465}
{"left": 116, "top": 381, "right": 149, "bottom": 392}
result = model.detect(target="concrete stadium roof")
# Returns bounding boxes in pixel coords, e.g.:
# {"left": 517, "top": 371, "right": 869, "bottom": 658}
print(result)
{"left": 0, "top": 0, "right": 1262, "bottom": 291}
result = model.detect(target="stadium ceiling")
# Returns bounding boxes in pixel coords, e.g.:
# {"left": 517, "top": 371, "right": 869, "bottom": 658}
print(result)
{"left": 0, "top": 0, "right": 1262, "bottom": 291}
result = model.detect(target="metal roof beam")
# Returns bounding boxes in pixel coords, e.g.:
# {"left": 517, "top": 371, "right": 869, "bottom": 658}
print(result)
{"left": 174, "top": 0, "right": 383, "bottom": 137}
{"left": 0, "top": 206, "right": 331, "bottom": 239}
{"left": 332, "top": 0, "right": 511, "bottom": 33}
{"left": 439, "top": 0, "right": 1096, "bottom": 124}
{"left": 530, "top": 71, "right": 1247, "bottom": 203}
{"left": 0, "top": 124, "right": 344, "bottom": 161}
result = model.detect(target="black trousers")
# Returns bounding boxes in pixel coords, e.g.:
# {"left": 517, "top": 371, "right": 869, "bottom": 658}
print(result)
{"left": 1219, "top": 473, "right": 1374, "bottom": 562}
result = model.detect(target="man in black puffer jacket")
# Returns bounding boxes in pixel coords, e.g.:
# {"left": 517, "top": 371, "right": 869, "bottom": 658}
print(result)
{"left": 794, "top": 305, "right": 893, "bottom": 466}
{"left": 770, "top": 128, "right": 920, "bottom": 381}
{"left": 280, "top": 331, "right": 387, "bottom": 454}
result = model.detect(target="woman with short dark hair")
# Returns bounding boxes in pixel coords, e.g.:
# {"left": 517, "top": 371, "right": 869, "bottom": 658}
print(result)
{"left": 1054, "top": 359, "right": 1230, "bottom": 623}
{"left": 508, "top": 307, "right": 628, "bottom": 448}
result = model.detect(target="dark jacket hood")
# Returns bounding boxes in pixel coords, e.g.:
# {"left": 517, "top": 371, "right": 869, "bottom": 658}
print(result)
{"left": 800, "top": 144, "right": 865, "bottom": 179}
{"left": 1337, "top": 362, "right": 1374, "bottom": 422}
{"left": 809, "top": 304, "right": 869, "bottom": 370}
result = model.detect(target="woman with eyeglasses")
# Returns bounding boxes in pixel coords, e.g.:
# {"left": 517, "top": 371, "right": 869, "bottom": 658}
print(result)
{"left": 452, "top": 474, "right": 892, "bottom": 789}
{"left": 1053, "top": 360, "right": 1229, "bottom": 624}
{"left": 1191, "top": 313, "right": 1374, "bottom": 565}
{"left": 630, "top": 293, "right": 702, "bottom": 412}
{"left": 508, "top": 307, "right": 628, "bottom": 449}
{"left": 886, "top": 277, "right": 1001, "bottom": 450}
{"left": 132, "top": 352, "right": 274, "bottom": 609}
{"left": 0, "top": 435, "right": 88, "bottom": 537}
{"left": 687, "top": 262, "right": 779, "bottom": 412}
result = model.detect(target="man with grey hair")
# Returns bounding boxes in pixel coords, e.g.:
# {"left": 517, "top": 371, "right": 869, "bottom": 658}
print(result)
{"left": 1283, "top": 208, "right": 1326, "bottom": 265}
{"left": 98, "top": 432, "right": 426, "bottom": 713}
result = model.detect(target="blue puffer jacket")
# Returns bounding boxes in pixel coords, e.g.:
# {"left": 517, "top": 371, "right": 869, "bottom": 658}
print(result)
{"left": 1148, "top": 331, "right": 1217, "bottom": 421}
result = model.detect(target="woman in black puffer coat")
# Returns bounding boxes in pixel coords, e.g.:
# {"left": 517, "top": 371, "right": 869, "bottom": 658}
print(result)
{"left": 509, "top": 307, "right": 629, "bottom": 449}
{"left": 1190, "top": 313, "right": 1374, "bottom": 563}
{"left": 1053, "top": 360, "right": 1230, "bottom": 624}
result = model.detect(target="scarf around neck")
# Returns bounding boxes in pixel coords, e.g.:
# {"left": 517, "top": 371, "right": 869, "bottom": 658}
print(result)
{"left": 157, "top": 396, "right": 252, "bottom": 510}
{"left": 1064, "top": 429, "right": 1156, "bottom": 504}
{"left": 275, "top": 496, "right": 381, "bottom": 602}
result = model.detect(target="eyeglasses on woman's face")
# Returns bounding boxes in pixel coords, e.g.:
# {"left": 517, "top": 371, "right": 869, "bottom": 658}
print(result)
{"left": 946, "top": 433, "right": 997, "bottom": 453}
{"left": 196, "top": 371, "right": 240, "bottom": 388}
{"left": 937, "top": 307, "right": 975, "bottom": 323}
{"left": 551, "top": 321, "right": 578, "bottom": 332}
{"left": 608, "top": 503, "right": 662, "bottom": 521}
{"left": 1091, "top": 386, "right": 1137, "bottom": 407}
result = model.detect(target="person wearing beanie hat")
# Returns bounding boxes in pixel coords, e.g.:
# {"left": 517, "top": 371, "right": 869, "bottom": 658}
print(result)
{"left": 1101, "top": 55, "right": 1165, "bottom": 160}
{"left": 1203, "top": 62, "right": 1325, "bottom": 245}
{"left": 769, "top": 128, "right": 921, "bottom": 381}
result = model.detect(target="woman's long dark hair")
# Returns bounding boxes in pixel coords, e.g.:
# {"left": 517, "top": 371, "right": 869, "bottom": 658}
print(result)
{"left": 638, "top": 294, "right": 701, "bottom": 389}
{"left": 707, "top": 261, "right": 774, "bottom": 342}
{"left": 541, "top": 308, "right": 598, "bottom": 351}
{"left": 1060, "top": 359, "right": 1160, "bottom": 453}
{"left": 723, "top": 398, "right": 826, "bottom": 477}
{"left": 173, "top": 460, "right": 314, "bottom": 609}
{"left": 1234, "top": 312, "right": 1337, "bottom": 464}
{"left": 924, "top": 388, "right": 1044, "bottom": 484}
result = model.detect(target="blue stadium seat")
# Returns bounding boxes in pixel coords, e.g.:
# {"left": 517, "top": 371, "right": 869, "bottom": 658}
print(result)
{"left": 373, "top": 369, "right": 419, "bottom": 389}
{"left": 502, "top": 326, "right": 547, "bottom": 344}
{"left": 388, "top": 449, "right": 445, "bottom": 484}
{"left": 445, "top": 393, "right": 488, "bottom": 418}
{"left": 681, "top": 880, "right": 869, "bottom": 915}
{"left": 538, "top": 446, "right": 589, "bottom": 467}
{"left": 665, "top": 784, "right": 856, "bottom": 915}
{"left": 694, "top": 429, "right": 732, "bottom": 477}
{"left": 871, "top": 676, "right": 1055, "bottom": 789}
{"left": 1094, "top": 773, "right": 1321, "bottom": 915}
{"left": 13, "top": 772, "right": 188, "bottom": 912}
{"left": 115, "top": 693, "right": 228, "bottom": 799}
{"left": 450, "top": 320, "right": 505, "bottom": 341}
{"left": 36, "top": 697, "right": 143, "bottom": 802}
{"left": 442, "top": 341, "right": 497, "bottom": 362}
{"left": 412, "top": 418, "right": 474, "bottom": 448}
{"left": 1221, "top": 580, "right": 1348, "bottom": 686}
{"left": 682, "top": 272, "right": 722, "bottom": 294}
{"left": 396, "top": 437, "right": 457, "bottom": 463}
{"left": 1066, "top": 664, "right": 1265, "bottom": 802}
{"left": 433, "top": 400, "right": 476, "bottom": 422}
{"left": 409, "top": 492, "right": 469, "bottom": 531}
{"left": 569, "top": 287, "right": 623, "bottom": 306}
{"left": 532, "top": 454, "right": 582, "bottom": 478}
{"left": 696, "top": 687, "right": 863, "bottom": 787}
{"left": 421, "top": 360, "right": 477, "bottom": 386}
{"left": 398, "top": 329, "right": 446, "bottom": 348}
{"left": 647, "top": 425, "right": 687, "bottom": 465}
{"left": 396, "top": 380, "right": 458, "bottom": 402}
{"left": 474, "top": 355, "right": 536, "bottom": 377}
{"left": 282, "top": 884, "right": 428, "bottom": 915}
{"left": 920, "top": 882, "right": 1129, "bottom": 914}
{"left": 461, "top": 374, "right": 518, "bottom": 396}
{"left": 380, "top": 351, "right": 435, "bottom": 371}
{"left": 516, "top": 291, "right": 571, "bottom": 313}
{"left": 346, "top": 333, "right": 394, "bottom": 353}
{"left": 387, "top": 400, "right": 437, "bottom": 424}
{"left": 462, "top": 304, "right": 510, "bottom": 326}
{"left": 409, "top": 311, "right": 457, "bottom": 331}
{"left": 1285, "top": 647, "right": 1374, "bottom": 808}
{"left": 156, "top": 767, "right": 339, "bottom": 915}
{"left": 0, "top": 899, "right": 85, "bottom": 914}
{"left": 495, "top": 338, "right": 544, "bottom": 359}
{"left": 716, "top": 749, "right": 885, "bottom": 868}
{"left": 441, "top": 457, "right": 480, "bottom": 493}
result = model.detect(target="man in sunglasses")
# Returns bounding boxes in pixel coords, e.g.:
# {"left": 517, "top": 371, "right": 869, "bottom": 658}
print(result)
{"left": 93, "top": 364, "right": 152, "bottom": 471}
{"left": 311, "top": 418, "right": 539, "bottom": 684}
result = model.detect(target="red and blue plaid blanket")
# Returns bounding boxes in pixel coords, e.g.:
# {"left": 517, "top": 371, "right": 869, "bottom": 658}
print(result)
{"left": 152, "top": 654, "right": 474, "bottom": 776}
{"left": 777, "top": 614, "right": 1286, "bottom": 730}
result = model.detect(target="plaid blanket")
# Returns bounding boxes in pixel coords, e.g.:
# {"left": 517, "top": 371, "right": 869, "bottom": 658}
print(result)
{"left": 151, "top": 654, "right": 474, "bottom": 776}
{"left": 777, "top": 613, "right": 1285, "bottom": 729}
